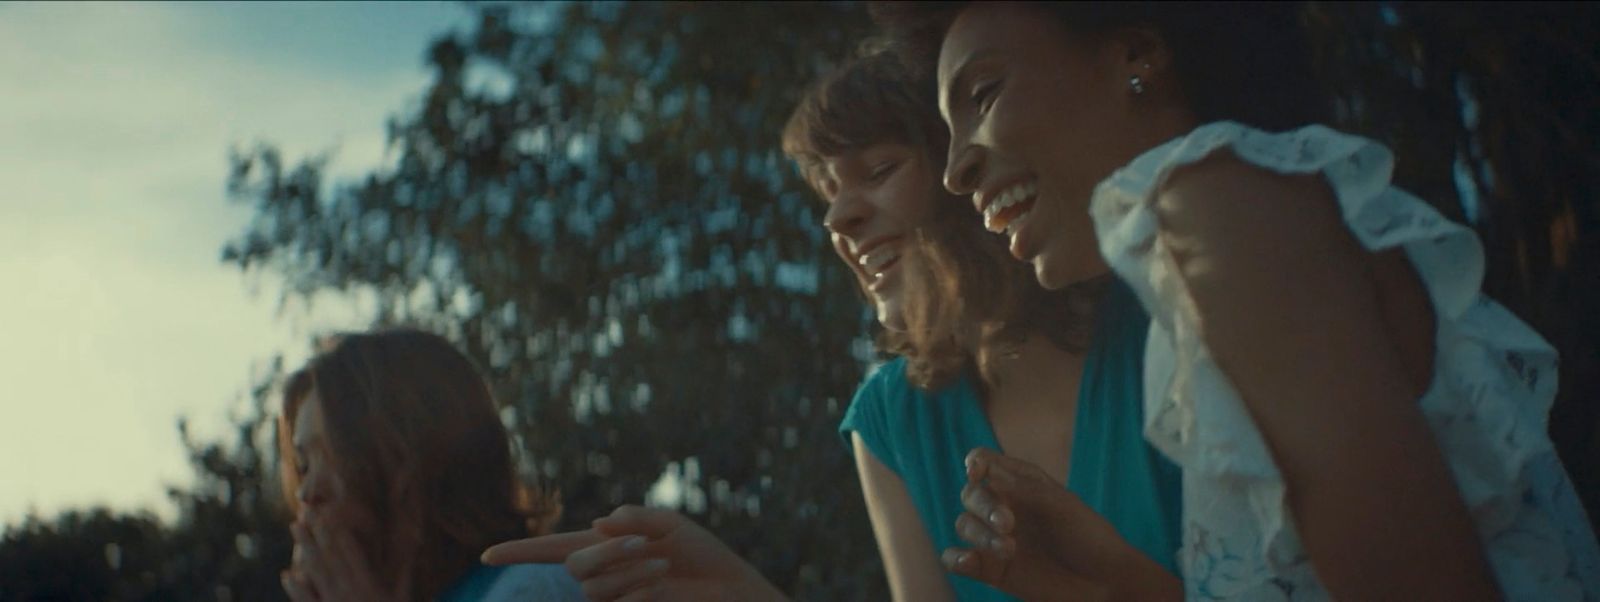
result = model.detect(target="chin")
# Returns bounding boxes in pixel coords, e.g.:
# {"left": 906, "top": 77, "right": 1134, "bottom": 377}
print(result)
{"left": 1032, "top": 233, "right": 1112, "bottom": 290}
{"left": 1033, "top": 256, "right": 1104, "bottom": 291}
{"left": 1032, "top": 257, "right": 1073, "bottom": 290}
{"left": 876, "top": 301, "right": 908, "bottom": 332}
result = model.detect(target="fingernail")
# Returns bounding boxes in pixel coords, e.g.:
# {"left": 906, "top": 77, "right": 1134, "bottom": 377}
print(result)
{"left": 645, "top": 558, "right": 669, "bottom": 572}
{"left": 988, "top": 511, "right": 1002, "bottom": 526}
{"left": 622, "top": 535, "right": 647, "bottom": 550}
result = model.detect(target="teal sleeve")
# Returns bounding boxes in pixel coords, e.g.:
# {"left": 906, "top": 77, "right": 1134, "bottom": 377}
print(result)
{"left": 838, "top": 358, "right": 907, "bottom": 477}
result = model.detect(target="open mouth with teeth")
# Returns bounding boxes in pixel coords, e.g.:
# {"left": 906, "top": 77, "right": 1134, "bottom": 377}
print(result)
{"left": 858, "top": 245, "right": 902, "bottom": 289}
{"left": 983, "top": 180, "right": 1038, "bottom": 237}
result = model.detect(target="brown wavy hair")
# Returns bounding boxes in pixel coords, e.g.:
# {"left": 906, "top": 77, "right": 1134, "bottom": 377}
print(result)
{"left": 277, "top": 329, "right": 560, "bottom": 601}
{"left": 782, "top": 50, "right": 1096, "bottom": 391}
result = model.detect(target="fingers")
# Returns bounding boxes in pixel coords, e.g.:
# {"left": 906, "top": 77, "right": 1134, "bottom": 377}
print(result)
{"left": 959, "top": 479, "right": 1014, "bottom": 535}
{"left": 942, "top": 547, "right": 993, "bottom": 583}
{"left": 974, "top": 449, "right": 1060, "bottom": 496}
{"left": 305, "top": 513, "right": 365, "bottom": 582}
{"left": 482, "top": 529, "right": 608, "bottom": 565}
{"left": 955, "top": 512, "right": 1014, "bottom": 558}
{"left": 281, "top": 569, "right": 319, "bottom": 602}
{"left": 578, "top": 557, "right": 670, "bottom": 601}
{"left": 616, "top": 583, "right": 662, "bottom": 602}
{"left": 953, "top": 512, "right": 1015, "bottom": 585}
{"left": 567, "top": 534, "right": 656, "bottom": 580}
{"left": 965, "top": 448, "right": 997, "bottom": 481}
{"left": 291, "top": 522, "right": 337, "bottom": 595}
{"left": 592, "top": 505, "right": 681, "bottom": 539}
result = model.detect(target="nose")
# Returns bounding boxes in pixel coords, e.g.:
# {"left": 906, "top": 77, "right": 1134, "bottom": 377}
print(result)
{"left": 297, "top": 469, "right": 330, "bottom": 508}
{"left": 823, "top": 191, "right": 872, "bottom": 239}
{"left": 945, "top": 143, "right": 983, "bottom": 196}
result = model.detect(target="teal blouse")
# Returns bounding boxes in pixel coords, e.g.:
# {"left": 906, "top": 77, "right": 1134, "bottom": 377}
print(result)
{"left": 436, "top": 563, "right": 583, "bottom": 601}
{"left": 840, "top": 279, "right": 1182, "bottom": 601}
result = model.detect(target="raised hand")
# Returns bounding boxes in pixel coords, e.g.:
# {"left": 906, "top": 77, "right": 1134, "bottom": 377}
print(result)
{"left": 282, "top": 508, "right": 398, "bottom": 601}
{"left": 944, "top": 448, "right": 1180, "bottom": 602}
{"left": 483, "top": 505, "right": 787, "bottom": 602}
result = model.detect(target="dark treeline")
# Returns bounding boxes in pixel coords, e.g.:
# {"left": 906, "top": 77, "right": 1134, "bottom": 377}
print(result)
{"left": 3, "top": 2, "right": 1595, "bottom": 600}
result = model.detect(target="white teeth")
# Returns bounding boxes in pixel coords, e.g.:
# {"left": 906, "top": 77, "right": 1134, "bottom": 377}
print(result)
{"left": 1005, "top": 207, "right": 1031, "bottom": 238}
{"left": 982, "top": 181, "right": 1037, "bottom": 231}
{"left": 858, "top": 247, "right": 900, "bottom": 275}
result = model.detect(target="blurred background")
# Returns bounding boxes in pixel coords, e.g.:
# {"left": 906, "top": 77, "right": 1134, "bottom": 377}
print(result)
{"left": 1, "top": 2, "right": 1596, "bottom": 600}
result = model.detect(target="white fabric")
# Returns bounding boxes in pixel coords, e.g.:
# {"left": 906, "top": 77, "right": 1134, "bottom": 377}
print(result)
{"left": 1089, "top": 121, "right": 1600, "bottom": 601}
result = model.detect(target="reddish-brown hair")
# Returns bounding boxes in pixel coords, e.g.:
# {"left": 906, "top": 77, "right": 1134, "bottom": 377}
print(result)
{"left": 277, "top": 329, "right": 559, "bottom": 601}
{"left": 782, "top": 49, "right": 948, "bottom": 190}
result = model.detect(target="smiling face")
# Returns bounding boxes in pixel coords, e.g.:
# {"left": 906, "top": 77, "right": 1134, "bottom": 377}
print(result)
{"left": 815, "top": 142, "right": 944, "bottom": 330}
{"left": 936, "top": 2, "right": 1191, "bottom": 289}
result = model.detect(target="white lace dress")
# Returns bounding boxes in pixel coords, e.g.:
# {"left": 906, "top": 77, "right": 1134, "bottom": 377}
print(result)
{"left": 1089, "top": 121, "right": 1600, "bottom": 601}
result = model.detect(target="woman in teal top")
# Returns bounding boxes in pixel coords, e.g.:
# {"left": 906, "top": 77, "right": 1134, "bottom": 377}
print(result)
{"left": 481, "top": 51, "right": 1182, "bottom": 601}
{"left": 778, "top": 50, "right": 1181, "bottom": 600}
{"left": 841, "top": 277, "right": 1181, "bottom": 600}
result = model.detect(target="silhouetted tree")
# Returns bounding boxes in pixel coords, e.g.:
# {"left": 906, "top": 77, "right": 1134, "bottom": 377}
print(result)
{"left": 0, "top": 363, "right": 290, "bottom": 602}
{"left": 6, "top": 3, "right": 1593, "bottom": 600}
{"left": 225, "top": 2, "right": 882, "bottom": 598}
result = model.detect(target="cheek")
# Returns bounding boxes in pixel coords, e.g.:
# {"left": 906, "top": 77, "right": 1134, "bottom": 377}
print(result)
{"left": 989, "top": 69, "right": 1107, "bottom": 172}
{"left": 883, "top": 179, "right": 938, "bottom": 227}
{"left": 986, "top": 95, "right": 1058, "bottom": 169}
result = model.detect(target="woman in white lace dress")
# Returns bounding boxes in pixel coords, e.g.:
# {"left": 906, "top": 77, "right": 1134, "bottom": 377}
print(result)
{"left": 874, "top": 2, "right": 1600, "bottom": 600}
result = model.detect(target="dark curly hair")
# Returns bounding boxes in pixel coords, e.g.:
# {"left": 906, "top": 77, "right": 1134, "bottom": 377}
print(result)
{"left": 869, "top": 1, "right": 1331, "bottom": 132}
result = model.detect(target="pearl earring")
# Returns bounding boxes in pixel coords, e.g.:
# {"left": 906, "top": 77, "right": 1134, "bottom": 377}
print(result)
{"left": 1130, "top": 63, "right": 1152, "bottom": 95}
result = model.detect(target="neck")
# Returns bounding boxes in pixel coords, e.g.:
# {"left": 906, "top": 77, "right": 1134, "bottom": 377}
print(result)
{"left": 984, "top": 334, "right": 1083, "bottom": 410}
{"left": 1142, "top": 103, "right": 1200, "bottom": 147}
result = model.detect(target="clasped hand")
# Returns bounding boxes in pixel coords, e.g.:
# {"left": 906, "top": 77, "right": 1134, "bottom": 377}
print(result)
{"left": 945, "top": 448, "right": 1179, "bottom": 602}
{"left": 282, "top": 507, "right": 398, "bottom": 601}
{"left": 482, "top": 505, "right": 786, "bottom": 602}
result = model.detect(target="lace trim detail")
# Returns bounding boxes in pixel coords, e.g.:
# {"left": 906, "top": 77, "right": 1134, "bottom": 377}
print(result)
{"left": 1090, "top": 121, "right": 1599, "bottom": 600}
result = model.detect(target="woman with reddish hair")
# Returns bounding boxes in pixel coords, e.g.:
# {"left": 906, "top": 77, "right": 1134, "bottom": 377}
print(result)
{"left": 277, "top": 329, "right": 584, "bottom": 601}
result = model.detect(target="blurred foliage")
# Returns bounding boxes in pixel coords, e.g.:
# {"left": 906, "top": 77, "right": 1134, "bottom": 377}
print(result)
{"left": 224, "top": 1, "right": 882, "bottom": 599}
{"left": 2, "top": 2, "right": 1595, "bottom": 600}
{"left": 1, "top": 364, "right": 291, "bottom": 602}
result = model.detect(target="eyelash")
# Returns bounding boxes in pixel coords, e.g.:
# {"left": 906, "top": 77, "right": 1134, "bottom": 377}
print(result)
{"left": 971, "top": 80, "right": 1001, "bottom": 112}
{"left": 869, "top": 161, "right": 899, "bottom": 182}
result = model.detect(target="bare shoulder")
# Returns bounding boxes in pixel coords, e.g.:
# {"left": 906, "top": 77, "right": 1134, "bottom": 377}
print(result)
{"left": 1153, "top": 150, "right": 1350, "bottom": 254}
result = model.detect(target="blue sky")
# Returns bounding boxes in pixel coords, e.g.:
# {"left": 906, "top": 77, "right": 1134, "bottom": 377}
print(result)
{"left": 0, "top": 1, "right": 474, "bottom": 528}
